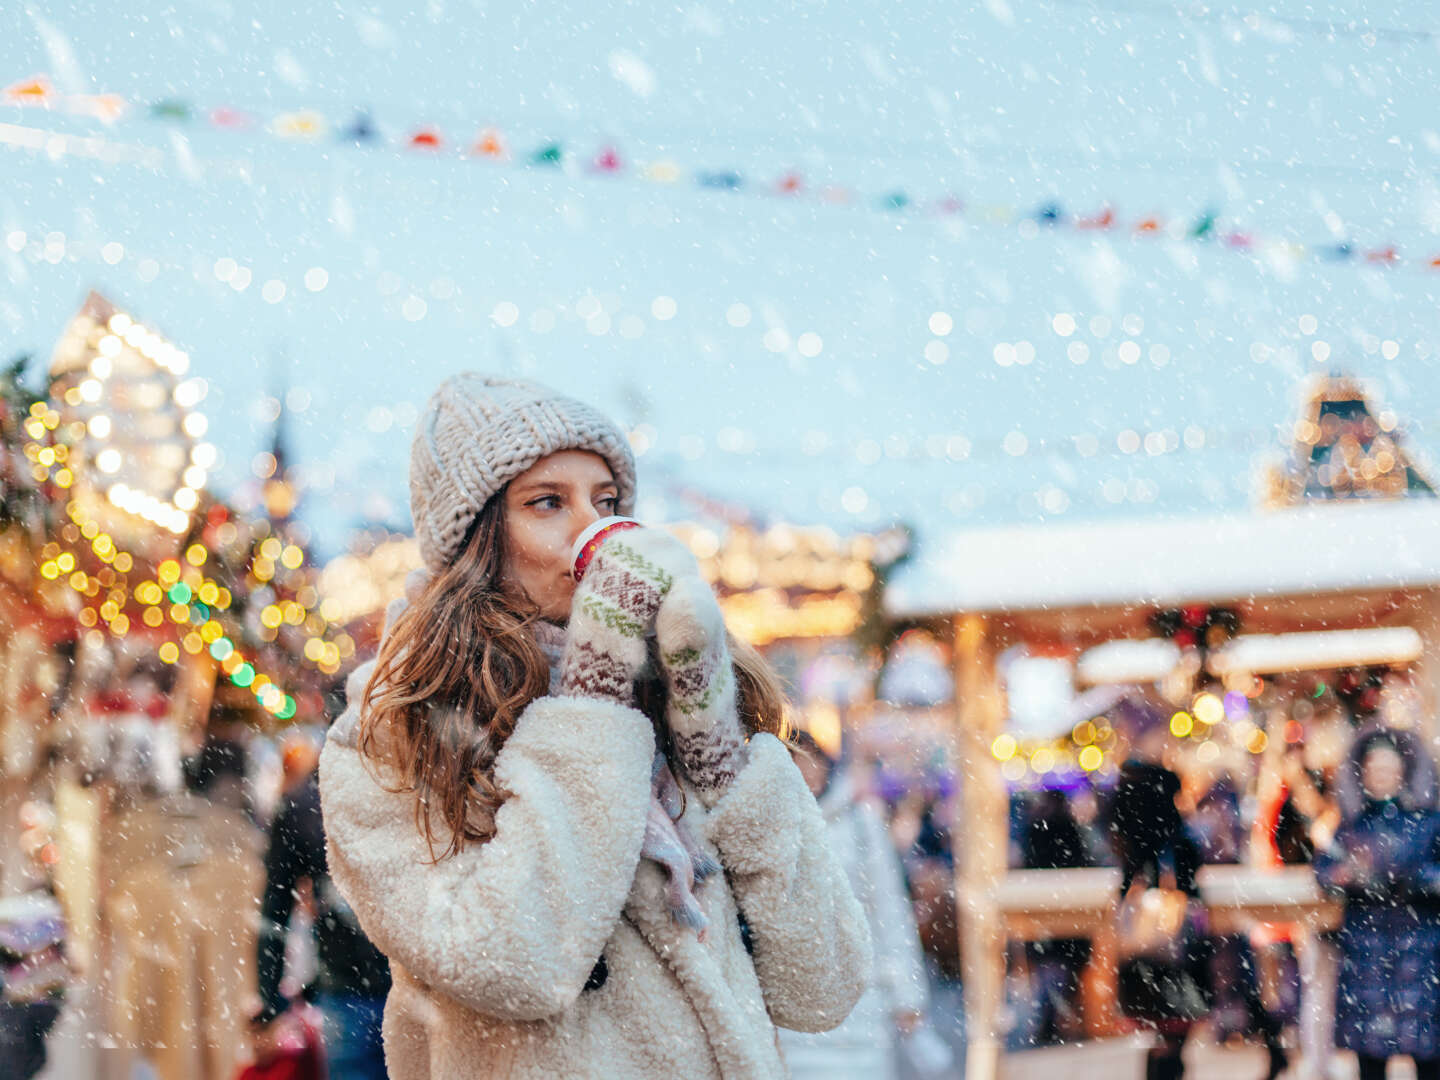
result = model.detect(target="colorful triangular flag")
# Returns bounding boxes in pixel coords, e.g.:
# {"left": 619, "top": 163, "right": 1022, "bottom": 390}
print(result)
{"left": 697, "top": 170, "right": 742, "bottom": 190}
{"left": 643, "top": 160, "right": 681, "bottom": 183}
{"left": 1035, "top": 201, "right": 1064, "bottom": 224}
{"left": 272, "top": 110, "right": 327, "bottom": 139}
{"left": 1076, "top": 207, "right": 1115, "bottom": 229}
{"left": 1188, "top": 209, "right": 1218, "bottom": 239}
{"left": 150, "top": 98, "right": 192, "bottom": 122}
{"left": 209, "top": 106, "right": 253, "bottom": 129}
{"left": 592, "top": 146, "right": 622, "bottom": 173}
{"left": 3, "top": 76, "right": 54, "bottom": 106}
{"left": 71, "top": 93, "right": 127, "bottom": 122}
{"left": 340, "top": 110, "right": 377, "bottom": 143}
{"left": 472, "top": 128, "right": 506, "bottom": 158}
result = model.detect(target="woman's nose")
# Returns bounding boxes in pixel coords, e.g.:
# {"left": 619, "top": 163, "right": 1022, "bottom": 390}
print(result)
{"left": 569, "top": 504, "right": 603, "bottom": 549}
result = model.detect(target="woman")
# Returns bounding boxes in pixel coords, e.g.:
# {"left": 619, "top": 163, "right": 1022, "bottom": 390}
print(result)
{"left": 779, "top": 732, "right": 936, "bottom": 1079}
{"left": 1314, "top": 732, "right": 1440, "bottom": 1080}
{"left": 1108, "top": 710, "right": 1210, "bottom": 1080}
{"left": 318, "top": 374, "right": 870, "bottom": 1079}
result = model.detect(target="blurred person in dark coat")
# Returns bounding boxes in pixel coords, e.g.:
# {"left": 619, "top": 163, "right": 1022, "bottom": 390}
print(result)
{"left": 1314, "top": 731, "right": 1440, "bottom": 1080}
{"left": 253, "top": 736, "right": 390, "bottom": 1080}
{"left": 1107, "top": 703, "right": 1209, "bottom": 1080}
{"left": 1021, "top": 788, "right": 1095, "bottom": 1045}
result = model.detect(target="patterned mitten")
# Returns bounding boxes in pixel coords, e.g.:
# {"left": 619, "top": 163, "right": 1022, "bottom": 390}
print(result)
{"left": 557, "top": 529, "right": 691, "bottom": 705}
{"left": 656, "top": 575, "right": 748, "bottom": 803}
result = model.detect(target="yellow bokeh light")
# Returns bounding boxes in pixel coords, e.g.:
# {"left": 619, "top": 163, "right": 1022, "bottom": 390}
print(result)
{"left": 1170, "top": 711, "right": 1194, "bottom": 738}
{"left": 1072, "top": 721, "right": 1096, "bottom": 745}
{"left": 198, "top": 582, "right": 219, "bottom": 605}
{"left": 1193, "top": 692, "right": 1225, "bottom": 726}
{"left": 991, "top": 733, "right": 1018, "bottom": 761}
{"left": 158, "top": 642, "right": 180, "bottom": 664}
{"left": 259, "top": 537, "right": 283, "bottom": 561}
{"left": 303, "top": 638, "right": 325, "bottom": 662}
{"left": 55, "top": 553, "right": 75, "bottom": 572}
{"left": 182, "top": 632, "right": 203, "bottom": 654}
{"left": 1030, "top": 748, "right": 1056, "bottom": 774}
{"left": 1247, "top": 729, "right": 1269, "bottom": 755}
{"left": 1079, "top": 745, "right": 1104, "bottom": 771}
{"left": 185, "top": 544, "right": 208, "bottom": 567}
{"left": 260, "top": 605, "right": 283, "bottom": 629}
{"left": 158, "top": 560, "right": 181, "bottom": 586}
{"left": 113, "top": 552, "right": 132, "bottom": 572}
{"left": 143, "top": 608, "right": 163, "bottom": 628}
{"left": 199, "top": 620, "right": 223, "bottom": 644}
{"left": 281, "top": 545, "right": 304, "bottom": 570}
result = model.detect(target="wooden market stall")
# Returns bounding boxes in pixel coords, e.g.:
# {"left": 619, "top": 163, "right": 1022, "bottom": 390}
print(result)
{"left": 886, "top": 494, "right": 1440, "bottom": 1079}
{"left": 883, "top": 374, "right": 1440, "bottom": 1077}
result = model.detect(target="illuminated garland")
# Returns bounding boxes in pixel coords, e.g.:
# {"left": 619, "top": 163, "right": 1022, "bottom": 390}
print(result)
{"left": 25, "top": 299, "right": 357, "bottom": 721}
{"left": 990, "top": 687, "right": 1271, "bottom": 784}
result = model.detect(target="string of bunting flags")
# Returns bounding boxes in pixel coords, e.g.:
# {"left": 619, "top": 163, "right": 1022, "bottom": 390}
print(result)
{"left": 6, "top": 74, "right": 1440, "bottom": 273}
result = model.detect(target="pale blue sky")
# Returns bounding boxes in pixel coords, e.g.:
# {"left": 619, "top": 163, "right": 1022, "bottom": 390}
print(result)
{"left": 5, "top": 1, "right": 1439, "bottom": 558}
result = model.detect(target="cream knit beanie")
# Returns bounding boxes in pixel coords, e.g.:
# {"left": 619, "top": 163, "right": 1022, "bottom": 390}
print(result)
{"left": 409, "top": 373, "right": 637, "bottom": 570}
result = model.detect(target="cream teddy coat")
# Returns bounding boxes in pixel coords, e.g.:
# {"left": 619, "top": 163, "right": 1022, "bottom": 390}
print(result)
{"left": 318, "top": 661, "right": 871, "bottom": 1079}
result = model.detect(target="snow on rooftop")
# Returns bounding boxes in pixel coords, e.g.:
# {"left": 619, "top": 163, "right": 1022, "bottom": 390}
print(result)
{"left": 885, "top": 498, "right": 1440, "bottom": 617}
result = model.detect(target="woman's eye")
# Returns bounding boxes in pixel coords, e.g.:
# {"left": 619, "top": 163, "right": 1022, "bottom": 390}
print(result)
{"left": 598, "top": 495, "right": 619, "bottom": 511}
{"left": 529, "top": 495, "right": 562, "bottom": 510}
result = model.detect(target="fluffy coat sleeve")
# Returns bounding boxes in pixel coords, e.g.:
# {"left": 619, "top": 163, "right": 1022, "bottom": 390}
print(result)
{"left": 854, "top": 800, "right": 929, "bottom": 1017}
{"left": 705, "top": 733, "right": 873, "bottom": 1033}
{"left": 318, "top": 692, "right": 655, "bottom": 1021}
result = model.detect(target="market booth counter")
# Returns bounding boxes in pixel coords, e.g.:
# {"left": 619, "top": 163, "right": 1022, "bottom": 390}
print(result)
{"left": 885, "top": 498, "right": 1440, "bottom": 1080}
{"left": 997, "top": 864, "right": 1342, "bottom": 1038}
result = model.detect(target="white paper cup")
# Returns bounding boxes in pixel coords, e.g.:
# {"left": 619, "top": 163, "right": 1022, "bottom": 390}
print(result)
{"left": 570, "top": 516, "right": 642, "bottom": 583}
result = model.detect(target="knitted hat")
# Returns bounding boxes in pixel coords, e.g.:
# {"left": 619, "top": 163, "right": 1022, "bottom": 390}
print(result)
{"left": 409, "top": 373, "right": 637, "bottom": 570}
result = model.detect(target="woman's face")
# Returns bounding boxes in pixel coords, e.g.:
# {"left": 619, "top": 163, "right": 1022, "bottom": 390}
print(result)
{"left": 1362, "top": 745, "right": 1405, "bottom": 801}
{"left": 502, "top": 449, "right": 620, "bottom": 621}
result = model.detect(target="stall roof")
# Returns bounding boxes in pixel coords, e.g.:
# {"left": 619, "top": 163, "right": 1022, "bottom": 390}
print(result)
{"left": 885, "top": 499, "right": 1440, "bottom": 618}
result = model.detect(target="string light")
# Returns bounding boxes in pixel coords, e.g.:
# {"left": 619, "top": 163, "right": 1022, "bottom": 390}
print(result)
{"left": 22, "top": 297, "right": 315, "bottom": 720}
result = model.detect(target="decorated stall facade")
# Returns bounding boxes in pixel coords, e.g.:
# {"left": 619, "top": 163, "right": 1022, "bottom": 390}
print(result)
{"left": 883, "top": 376, "right": 1440, "bottom": 1078}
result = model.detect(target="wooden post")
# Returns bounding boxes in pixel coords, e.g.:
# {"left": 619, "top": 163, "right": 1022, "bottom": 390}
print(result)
{"left": 954, "top": 613, "right": 1007, "bottom": 1080}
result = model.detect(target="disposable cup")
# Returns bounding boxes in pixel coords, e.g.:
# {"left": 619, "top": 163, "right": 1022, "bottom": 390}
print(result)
{"left": 570, "top": 516, "right": 642, "bottom": 583}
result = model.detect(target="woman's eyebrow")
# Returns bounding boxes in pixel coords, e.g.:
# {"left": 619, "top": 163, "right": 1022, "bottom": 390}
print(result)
{"left": 512, "top": 479, "right": 567, "bottom": 497}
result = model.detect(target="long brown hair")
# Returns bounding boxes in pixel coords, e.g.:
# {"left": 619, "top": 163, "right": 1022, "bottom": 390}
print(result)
{"left": 358, "top": 489, "right": 789, "bottom": 860}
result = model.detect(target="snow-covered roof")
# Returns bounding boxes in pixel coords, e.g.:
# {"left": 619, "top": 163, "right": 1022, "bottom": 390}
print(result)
{"left": 885, "top": 499, "right": 1440, "bottom": 617}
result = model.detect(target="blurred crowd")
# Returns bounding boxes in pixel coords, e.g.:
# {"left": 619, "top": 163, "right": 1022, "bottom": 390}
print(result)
{"left": 10, "top": 652, "right": 1440, "bottom": 1080}
{"left": 979, "top": 667, "right": 1440, "bottom": 1080}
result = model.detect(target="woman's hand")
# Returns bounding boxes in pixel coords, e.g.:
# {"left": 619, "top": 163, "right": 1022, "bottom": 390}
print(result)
{"left": 655, "top": 567, "right": 748, "bottom": 801}
{"left": 557, "top": 530, "right": 676, "bottom": 705}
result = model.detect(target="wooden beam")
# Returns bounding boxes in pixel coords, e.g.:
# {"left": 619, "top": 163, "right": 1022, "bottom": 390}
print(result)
{"left": 954, "top": 613, "right": 1007, "bottom": 1080}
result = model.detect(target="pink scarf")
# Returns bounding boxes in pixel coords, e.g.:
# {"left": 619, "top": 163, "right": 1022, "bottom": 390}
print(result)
{"left": 533, "top": 620, "right": 717, "bottom": 938}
